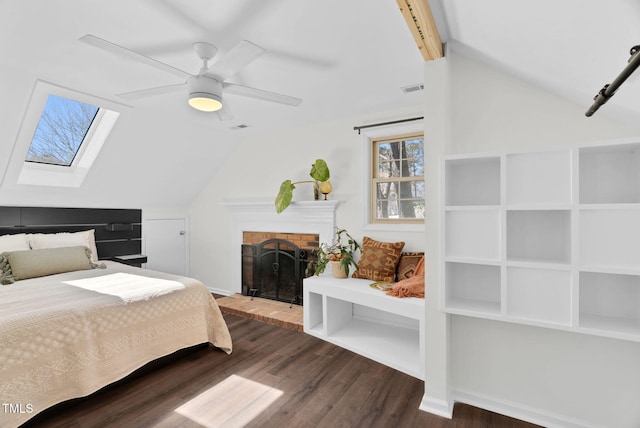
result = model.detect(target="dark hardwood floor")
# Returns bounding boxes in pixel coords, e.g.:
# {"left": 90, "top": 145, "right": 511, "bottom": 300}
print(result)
{"left": 23, "top": 314, "right": 541, "bottom": 428}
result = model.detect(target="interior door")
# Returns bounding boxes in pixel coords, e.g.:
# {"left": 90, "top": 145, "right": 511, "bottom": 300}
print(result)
{"left": 144, "top": 218, "right": 188, "bottom": 276}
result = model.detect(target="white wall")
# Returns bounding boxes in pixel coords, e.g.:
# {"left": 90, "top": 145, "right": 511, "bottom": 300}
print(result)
{"left": 188, "top": 106, "right": 425, "bottom": 293}
{"left": 441, "top": 51, "right": 640, "bottom": 427}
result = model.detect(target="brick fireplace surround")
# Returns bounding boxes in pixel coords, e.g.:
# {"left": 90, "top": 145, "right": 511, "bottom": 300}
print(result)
{"left": 223, "top": 200, "right": 340, "bottom": 295}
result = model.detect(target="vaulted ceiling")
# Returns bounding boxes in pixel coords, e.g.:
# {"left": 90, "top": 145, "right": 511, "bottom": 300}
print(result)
{"left": 0, "top": 0, "right": 638, "bottom": 208}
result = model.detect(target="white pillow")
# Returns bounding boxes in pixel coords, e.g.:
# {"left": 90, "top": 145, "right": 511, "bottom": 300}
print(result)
{"left": 0, "top": 233, "right": 30, "bottom": 253}
{"left": 27, "top": 230, "right": 99, "bottom": 262}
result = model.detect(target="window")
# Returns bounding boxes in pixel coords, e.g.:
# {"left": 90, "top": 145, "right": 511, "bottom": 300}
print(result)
{"left": 2, "top": 80, "right": 126, "bottom": 189}
{"left": 371, "top": 132, "right": 424, "bottom": 224}
{"left": 26, "top": 95, "right": 100, "bottom": 166}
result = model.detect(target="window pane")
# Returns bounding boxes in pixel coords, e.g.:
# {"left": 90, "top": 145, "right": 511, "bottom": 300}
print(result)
{"left": 378, "top": 161, "right": 392, "bottom": 177}
{"left": 371, "top": 133, "right": 424, "bottom": 223}
{"left": 26, "top": 95, "right": 100, "bottom": 166}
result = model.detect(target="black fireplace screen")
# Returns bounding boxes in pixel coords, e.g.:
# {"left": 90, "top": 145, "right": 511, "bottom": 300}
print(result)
{"left": 241, "top": 238, "right": 315, "bottom": 305}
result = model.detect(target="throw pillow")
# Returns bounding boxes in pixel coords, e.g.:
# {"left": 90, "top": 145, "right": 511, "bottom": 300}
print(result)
{"left": 0, "top": 233, "right": 30, "bottom": 253}
{"left": 0, "top": 255, "right": 15, "bottom": 285}
{"left": 27, "top": 230, "right": 99, "bottom": 263}
{"left": 352, "top": 236, "right": 405, "bottom": 282}
{"left": 5, "top": 246, "right": 93, "bottom": 281}
{"left": 396, "top": 252, "right": 425, "bottom": 281}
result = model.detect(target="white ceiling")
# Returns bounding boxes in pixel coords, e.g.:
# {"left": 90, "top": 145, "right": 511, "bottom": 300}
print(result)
{"left": 433, "top": 0, "right": 640, "bottom": 123}
{"left": 0, "top": 0, "right": 425, "bottom": 133}
{"left": 0, "top": 0, "right": 638, "bottom": 207}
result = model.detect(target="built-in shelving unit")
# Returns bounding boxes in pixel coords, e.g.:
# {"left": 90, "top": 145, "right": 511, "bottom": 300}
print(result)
{"left": 303, "top": 276, "right": 425, "bottom": 380}
{"left": 443, "top": 140, "right": 640, "bottom": 342}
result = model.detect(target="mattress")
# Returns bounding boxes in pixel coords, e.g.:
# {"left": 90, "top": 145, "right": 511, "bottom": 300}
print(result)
{"left": 0, "top": 261, "right": 232, "bottom": 427}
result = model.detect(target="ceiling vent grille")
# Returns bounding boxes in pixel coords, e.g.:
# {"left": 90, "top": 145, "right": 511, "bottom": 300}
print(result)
{"left": 401, "top": 83, "right": 424, "bottom": 94}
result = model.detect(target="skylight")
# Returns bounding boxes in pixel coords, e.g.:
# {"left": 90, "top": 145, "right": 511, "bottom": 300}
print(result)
{"left": 1, "top": 80, "right": 129, "bottom": 189}
{"left": 26, "top": 95, "right": 100, "bottom": 167}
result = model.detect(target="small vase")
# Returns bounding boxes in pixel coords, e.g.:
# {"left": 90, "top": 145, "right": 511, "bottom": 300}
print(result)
{"left": 330, "top": 260, "right": 347, "bottom": 279}
{"left": 313, "top": 181, "right": 320, "bottom": 200}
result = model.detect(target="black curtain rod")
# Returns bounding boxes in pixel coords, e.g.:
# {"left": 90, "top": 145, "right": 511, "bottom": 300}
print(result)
{"left": 586, "top": 45, "right": 640, "bottom": 117}
{"left": 353, "top": 116, "right": 423, "bottom": 134}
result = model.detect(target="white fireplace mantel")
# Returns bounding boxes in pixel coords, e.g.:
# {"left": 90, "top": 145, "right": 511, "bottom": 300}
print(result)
{"left": 223, "top": 200, "right": 340, "bottom": 293}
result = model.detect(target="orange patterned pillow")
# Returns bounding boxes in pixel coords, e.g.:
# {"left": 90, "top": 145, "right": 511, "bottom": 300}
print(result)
{"left": 352, "top": 237, "right": 405, "bottom": 282}
{"left": 395, "top": 252, "right": 425, "bottom": 281}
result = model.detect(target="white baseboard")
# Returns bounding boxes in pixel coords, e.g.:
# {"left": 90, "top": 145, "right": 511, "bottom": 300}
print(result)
{"left": 207, "top": 287, "right": 233, "bottom": 296}
{"left": 419, "top": 394, "right": 453, "bottom": 419}
{"left": 452, "top": 389, "right": 606, "bottom": 428}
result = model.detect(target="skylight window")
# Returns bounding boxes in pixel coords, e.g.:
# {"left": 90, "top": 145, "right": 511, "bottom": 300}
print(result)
{"left": 26, "top": 95, "right": 100, "bottom": 167}
{"left": 1, "top": 80, "right": 129, "bottom": 189}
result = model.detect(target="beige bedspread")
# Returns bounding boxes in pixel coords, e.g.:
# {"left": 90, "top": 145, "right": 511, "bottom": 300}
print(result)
{"left": 0, "top": 261, "right": 232, "bottom": 427}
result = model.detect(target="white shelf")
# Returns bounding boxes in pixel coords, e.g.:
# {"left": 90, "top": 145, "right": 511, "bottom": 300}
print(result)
{"left": 446, "top": 297, "right": 501, "bottom": 316}
{"left": 579, "top": 209, "right": 640, "bottom": 270}
{"left": 506, "top": 267, "right": 571, "bottom": 325}
{"left": 445, "top": 209, "right": 500, "bottom": 260}
{"left": 445, "top": 156, "right": 500, "bottom": 206}
{"left": 579, "top": 314, "right": 640, "bottom": 337}
{"left": 443, "top": 140, "right": 640, "bottom": 342}
{"left": 579, "top": 143, "right": 640, "bottom": 204}
{"left": 506, "top": 150, "right": 572, "bottom": 206}
{"left": 507, "top": 210, "right": 571, "bottom": 264}
{"left": 445, "top": 262, "right": 501, "bottom": 315}
{"left": 303, "top": 276, "right": 424, "bottom": 379}
{"left": 579, "top": 271, "right": 640, "bottom": 337}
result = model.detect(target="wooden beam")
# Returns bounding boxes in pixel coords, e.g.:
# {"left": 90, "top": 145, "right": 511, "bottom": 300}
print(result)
{"left": 397, "top": 0, "right": 443, "bottom": 61}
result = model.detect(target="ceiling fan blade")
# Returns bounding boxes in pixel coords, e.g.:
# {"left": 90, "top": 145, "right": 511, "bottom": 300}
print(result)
{"left": 80, "top": 34, "right": 191, "bottom": 80}
{"left": 117, "top": 83, "right": 187, "bottom": 100}
{"left": 206, "top": 40, "right": 265, "bottom": 81}
{"left": 223, "top": 83, "right": 302, "bottom": 106}
{"left": 217, "top": 104, "right": 234, "bottom": 121}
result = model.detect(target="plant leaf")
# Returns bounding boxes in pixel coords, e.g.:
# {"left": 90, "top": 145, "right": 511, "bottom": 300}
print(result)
{"left": 275, "top": 180, "right": 296, "bottom": 214}
{"left": 309, "top": 159, "right": 330, "bottom": 182}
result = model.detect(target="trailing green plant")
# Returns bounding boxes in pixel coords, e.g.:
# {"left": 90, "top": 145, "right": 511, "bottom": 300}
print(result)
{"left": 275, "top": 159, "right": 330, "bottom": 214}
{"left": 314, "top": 227, "right": 361, "bottom": 277}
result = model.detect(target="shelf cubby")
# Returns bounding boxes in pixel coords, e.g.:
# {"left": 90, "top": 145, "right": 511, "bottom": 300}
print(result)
{"left": 445, "top": 209, "right": 500, "bottom": 260}
{"left": 445, "top": 262, "right": 501, "bottom": 315}
{"left": 506, "top": 267, "right": 571, "bottom": 325}
{"left": 506, "top": 210, "right": 571, "bottom": 264}
{"left": 579, "top": 209, "right": 640, "bottom": 270}
{"left": 579, "top": 271, "right": 640, "bottom": 336}
{"left": 506, "top": 150, "right": 572, "bottom": 206}
{"left": 445, "top": 156, "right": 500, "bottom": 206}
{"left": 303, "top": 276, "right": 424, "bottom": 380}
{"left": 579, "top": 143, "right": 640, "bottom": 204}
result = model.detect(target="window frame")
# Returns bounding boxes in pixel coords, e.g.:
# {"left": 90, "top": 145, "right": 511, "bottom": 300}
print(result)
{"left": 2, "top": 80, "right": 128, "bottom": 189}
{"left": 361, "top": 121, "right": 425, "bottom": 232}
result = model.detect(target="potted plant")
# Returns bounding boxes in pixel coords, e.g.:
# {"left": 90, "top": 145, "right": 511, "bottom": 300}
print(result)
{"left": 314, "top": 227, "right": 361, "bottom": 278}
{"left": 275, "top": 159, "right": 330, "bottom": 214}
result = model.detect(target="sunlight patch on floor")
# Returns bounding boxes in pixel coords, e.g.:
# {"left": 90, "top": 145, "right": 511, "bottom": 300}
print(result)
{"left": 175, "top": 374, "right": 283, "bottom": 427}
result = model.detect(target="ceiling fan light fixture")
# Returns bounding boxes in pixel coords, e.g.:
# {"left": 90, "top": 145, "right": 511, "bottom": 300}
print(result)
{"left": 187, "top": 75, "right": 223, "bottom": 112}
{"left": 188, "top": 93, "right": 223, "bottom": 112}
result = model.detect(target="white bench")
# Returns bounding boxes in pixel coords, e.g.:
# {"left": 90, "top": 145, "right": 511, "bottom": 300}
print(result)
{"left": 303, "top": 275, "right": 425, "bottom": 379}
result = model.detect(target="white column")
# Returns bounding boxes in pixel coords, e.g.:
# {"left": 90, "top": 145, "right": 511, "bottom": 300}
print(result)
{"left": 420, "top": 50, "right": 452, "bottom": 417}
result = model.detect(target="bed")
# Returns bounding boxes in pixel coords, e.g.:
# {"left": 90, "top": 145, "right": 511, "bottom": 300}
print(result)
{"left": 0, "top": 209, "right": 232, "bottom": 428}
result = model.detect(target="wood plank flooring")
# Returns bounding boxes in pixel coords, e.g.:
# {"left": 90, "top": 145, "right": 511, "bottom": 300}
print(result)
{"left": 23, "top": 314, "right": 541, "bottom": 428}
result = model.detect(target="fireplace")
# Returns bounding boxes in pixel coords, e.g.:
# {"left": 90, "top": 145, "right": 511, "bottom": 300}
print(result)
{"left": 241, "top": 231, "right": 319, "bottom": 305}
{"left": 224, "top": 200, "right": 340, "bottom": 295}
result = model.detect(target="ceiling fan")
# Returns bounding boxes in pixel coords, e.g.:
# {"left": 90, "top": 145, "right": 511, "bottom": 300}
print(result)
{"left": 79, "top": 34, "right": 302, "bottom": 116}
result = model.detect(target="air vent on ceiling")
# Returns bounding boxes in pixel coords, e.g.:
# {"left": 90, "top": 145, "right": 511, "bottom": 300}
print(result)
{"left": 231, "top": 124, "right": 249, "bottom": 130}
{"left": 401, "top": 83, "right": 424, "bottom": 94}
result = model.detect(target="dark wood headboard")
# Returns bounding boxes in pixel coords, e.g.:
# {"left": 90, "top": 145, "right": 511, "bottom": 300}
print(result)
{"left": 0, "top": 206, "right": 141, "bottom": 260}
